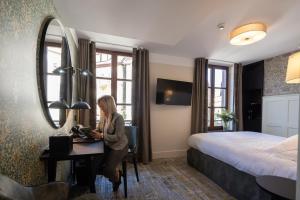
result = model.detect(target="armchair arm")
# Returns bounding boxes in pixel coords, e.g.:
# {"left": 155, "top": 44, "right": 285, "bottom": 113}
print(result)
{"left": 31, "top": 182, "right": 69, "bottom": 200}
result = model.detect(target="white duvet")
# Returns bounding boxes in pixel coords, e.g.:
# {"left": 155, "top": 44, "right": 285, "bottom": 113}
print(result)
{"left": 188, "top": 131, "right": 297, "bottom": 180}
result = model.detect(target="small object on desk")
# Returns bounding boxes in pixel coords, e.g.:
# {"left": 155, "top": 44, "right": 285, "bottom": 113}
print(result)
{"left": 49, "top": 134, "right": 73, "bottom": 156}
{"left": 73, "top": 137, "right": 101, "bottom": 143}
{"left": 70, "top": 125, "right": 93, "bottom": 138}
{"left": 256, "top": 175, "right": 296, "bottom": 200}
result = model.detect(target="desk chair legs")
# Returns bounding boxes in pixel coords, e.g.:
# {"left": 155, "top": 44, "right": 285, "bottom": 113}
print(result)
{"left": 121, "top": 156, "right": 139, "bottom": 198}
{"left": 122, "top": 161, "right": 127, "bottom": 198}
{"left": 132, "top": 156, "right": 139, "bottom": 182}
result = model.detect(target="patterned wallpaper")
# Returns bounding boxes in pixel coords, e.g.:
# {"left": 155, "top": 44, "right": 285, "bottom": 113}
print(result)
{"left": 264, "top": 52, "right": 300, "bottom": 96}
{"left": 0, "top": 0, "right": 77, "bottom": 185}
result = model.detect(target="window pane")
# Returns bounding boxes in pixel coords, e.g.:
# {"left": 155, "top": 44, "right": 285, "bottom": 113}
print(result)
{"left": 47, "top": 46, "right": 61, "bottom": 73}
{"left": 214, "top": 120, "right": 222, "bottom": 127}
{"left": 125, "top": 121, "right": 132, "bottom": 126}
{"left": 214, "top": 89, "right": 226, "bottom": 107}
{"left": 117, "top": 105, "right": 132, "bottom": 121}
{"left": 49, "top": 108, "right": 60, "bottom": 121}
{"left": 214, "top": 108, "right": 223, "bottom": 121}
{"left": 208, "top": 68, "right": 211, "bottom": 87}
{"left": 208, "top": 88, "right": 211, "bottom": 107}
{"left": 47, "top": 75, "right": 61, "bottom": 101}
{"left": 214, "top": 69, "right": 227, "bottom": 88}
{"left": 96, "top": 79, "right": 111, "bottom": 100}
{"left": 48, "top": 103, "right": 60, "bottom": 122}
{"left": 117, "top": 56, "right": 132, "bottom": 79}
{"left": 96, "top": 53, "right": 112, "bottom": 78}
{"left": 96, "top": 106, "right": 100, "bottom": 122}
{"left": 117, "top": 81, "right": 132, "bottom": 104}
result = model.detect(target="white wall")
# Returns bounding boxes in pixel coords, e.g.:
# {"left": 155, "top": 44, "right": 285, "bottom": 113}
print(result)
{"left": 149, "top": 54, "right": 193, "bottom": 159}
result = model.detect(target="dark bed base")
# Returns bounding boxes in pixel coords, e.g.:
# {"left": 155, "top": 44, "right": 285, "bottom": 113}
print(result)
{"left": 187, "top": 148, "right": 272, "bottom": 200}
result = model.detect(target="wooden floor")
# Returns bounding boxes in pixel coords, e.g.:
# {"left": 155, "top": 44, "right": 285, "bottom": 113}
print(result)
{"left": 71, "top": 157, "right": 234, "bottom": 200}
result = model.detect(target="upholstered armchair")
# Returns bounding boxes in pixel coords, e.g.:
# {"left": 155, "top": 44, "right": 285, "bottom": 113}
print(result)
{"left": 0, "top": 174, "right": 68, "bottom": 200}
{"left": 0, "top": 174, "right": 103, "bottom": 200}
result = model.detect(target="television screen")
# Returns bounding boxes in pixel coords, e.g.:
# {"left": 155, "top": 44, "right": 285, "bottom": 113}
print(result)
{"left": 156, "top": 78, "right": 193, "bottom": 105}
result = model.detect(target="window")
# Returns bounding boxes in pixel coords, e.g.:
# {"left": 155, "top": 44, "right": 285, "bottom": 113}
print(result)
{"left": 45, "top": 43, "right": 62, "bottom": 126}
{"left": 208, "top": 65, "right": 228, "bottom": 130}
{"left": 96, "top": 50, "right": 133, "bottom": 125}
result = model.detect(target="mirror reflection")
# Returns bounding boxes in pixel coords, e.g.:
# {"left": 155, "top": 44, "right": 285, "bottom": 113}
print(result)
{"left": 39, "top": 18, "right": 72, "bottom": 128}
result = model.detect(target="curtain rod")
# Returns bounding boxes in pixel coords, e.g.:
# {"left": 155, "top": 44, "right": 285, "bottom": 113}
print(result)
{"left": 94, "top": 41, "right": 136, "bottom": 49}
{"left": 209, "top": 58, "right": 235, "bottom": 64}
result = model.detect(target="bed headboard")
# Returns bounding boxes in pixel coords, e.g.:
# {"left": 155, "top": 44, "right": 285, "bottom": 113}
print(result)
{"left": 262, "top": 94, "right": 299, "bottom": 137}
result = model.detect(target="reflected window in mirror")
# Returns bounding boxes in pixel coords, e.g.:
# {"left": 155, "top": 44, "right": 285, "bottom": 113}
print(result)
{"left": 46, "top": 43, "right": 62, "bottom": 126}
{"left": 37, "top": 18, "right": 72, "bottom": 129}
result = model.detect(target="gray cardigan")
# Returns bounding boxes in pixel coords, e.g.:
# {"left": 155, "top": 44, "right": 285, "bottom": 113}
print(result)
{"left": 98, "top": 112, "right": 128, "bottom": 150}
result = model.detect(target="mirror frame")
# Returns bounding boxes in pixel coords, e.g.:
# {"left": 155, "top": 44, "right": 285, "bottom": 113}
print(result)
{"left": 37, "top": 16, "right": 72, "bottom": 129}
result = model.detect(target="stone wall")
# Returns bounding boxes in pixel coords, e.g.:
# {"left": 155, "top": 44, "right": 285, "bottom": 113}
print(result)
{"left": 264, "top": 52, "right": 300, "bottom": 96}
{"left": 0, "top": 0, "right": 77, "bottom": 185}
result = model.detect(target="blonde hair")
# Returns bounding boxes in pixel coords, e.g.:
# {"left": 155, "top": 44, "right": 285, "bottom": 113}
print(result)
{"left": 97, "top": 95, "right": 117, "bottom": 130}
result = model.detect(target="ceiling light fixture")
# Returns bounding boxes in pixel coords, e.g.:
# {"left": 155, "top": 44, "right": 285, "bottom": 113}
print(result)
{"left": 217, "top": 23, "right": 225, "bottom": 30}
{"left": 230, "top": 22, "right": 267, "bottom": 46}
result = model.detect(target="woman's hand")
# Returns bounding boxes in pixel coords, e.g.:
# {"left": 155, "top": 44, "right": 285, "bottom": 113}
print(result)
{"left": 90, "top": 130, "right": 104, "bottom": 140}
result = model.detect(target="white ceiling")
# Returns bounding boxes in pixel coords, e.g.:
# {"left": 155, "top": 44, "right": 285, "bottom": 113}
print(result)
{"left": 54, "top": 0, "right": 300, "bottom": 64}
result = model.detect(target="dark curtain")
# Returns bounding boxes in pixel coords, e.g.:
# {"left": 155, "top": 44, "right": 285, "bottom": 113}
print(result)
{"left": 234, "top": 63, "right": 243, "bottom": 131}
{"left": 191, "top": 58, "right": 208, "bottom": 134}
{"left": 77, "top": 39, "right": 96, "bottom": 128}
{"left": 59, "top": 37, "right": 72, "bottom": 126}
{"left": 132, "top": 48, "right": 152, "bottom": 164}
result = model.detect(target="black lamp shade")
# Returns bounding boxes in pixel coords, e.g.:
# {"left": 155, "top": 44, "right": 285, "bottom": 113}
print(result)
{"left": 49, "top": 99, "right": 69, "bottom": 109}
{"left": 52, "top": 66, "right": 67, "bottom": 75}
{"left": 80, "top": 69, "right": 93, "bottom": 77}
{"left": 52, "top": 66, "right": 74, "bottom": 75}
{"left": 71, "top": 100, "right": 91, "bottom": 109}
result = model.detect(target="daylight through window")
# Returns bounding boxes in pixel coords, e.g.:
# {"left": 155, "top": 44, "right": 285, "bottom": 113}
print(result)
{"left": 208, "top": 65, "right": 228, "bottom": 130}
{"left": 96, "top": 50, "right": 133, "bottom": 125}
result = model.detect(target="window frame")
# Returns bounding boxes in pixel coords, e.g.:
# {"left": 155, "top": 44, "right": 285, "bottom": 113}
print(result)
{"left": 45, "top": 42, "right": 62, "bottom": 125}
{"left": 208, "top": 65, "right": 229, "bottom": 131}
{"left": 95, "top": 49, "right": 133, "bottom": 124}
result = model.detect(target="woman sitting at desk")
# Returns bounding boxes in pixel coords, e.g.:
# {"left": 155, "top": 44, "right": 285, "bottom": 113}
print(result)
{"left": 91, "top": 95, "right": 128, "bottom": 191}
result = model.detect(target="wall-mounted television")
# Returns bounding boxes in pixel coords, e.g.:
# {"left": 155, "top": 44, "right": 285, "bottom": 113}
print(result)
{"left": 156, "top": 78, "right": 193, "bottom": 105}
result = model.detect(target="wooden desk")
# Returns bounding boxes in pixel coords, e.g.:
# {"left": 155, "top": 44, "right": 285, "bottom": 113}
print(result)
{"left": 256, "top": 176, "right": 296, "bottom": 200}
{"left": 40, "top": 141, "right": 104, "bottom": 192}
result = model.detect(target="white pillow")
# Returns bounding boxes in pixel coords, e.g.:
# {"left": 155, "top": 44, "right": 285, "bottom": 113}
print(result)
{"left": 266, "top": 135, "right": 298, "bottom": 162}
{"left": 274, "top": 135, "right": 298, "bottom": 151}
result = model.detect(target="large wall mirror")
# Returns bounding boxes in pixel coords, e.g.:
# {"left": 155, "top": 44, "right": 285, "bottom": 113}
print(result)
{"left": 37, "top": 17, "right": 72, "bottom": 129}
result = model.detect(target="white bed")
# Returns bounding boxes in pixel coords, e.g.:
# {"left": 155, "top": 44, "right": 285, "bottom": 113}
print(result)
{"left": 188, "top": 131, "right": 297, "bottom": 180}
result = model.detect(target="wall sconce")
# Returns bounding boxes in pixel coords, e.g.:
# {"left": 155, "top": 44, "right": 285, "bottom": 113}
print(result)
{"left": 52, "top": 66, "right": 93, "bottom": 77}
{"left": 49, "top": 66, "right": 93, "bottom": 110}
{"left": 71, "top": 99, "right": 91, "bottom": 110}
{"left": 286, "top": 51, "right": 300, "bottom": 84}
{"left": 49, "top": 98, "right": 69, "bottom": 109}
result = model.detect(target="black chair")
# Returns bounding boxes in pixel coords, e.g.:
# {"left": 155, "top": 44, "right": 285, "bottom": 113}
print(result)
{"left": 121, "top": 126, "right": 139, "bottom": 198}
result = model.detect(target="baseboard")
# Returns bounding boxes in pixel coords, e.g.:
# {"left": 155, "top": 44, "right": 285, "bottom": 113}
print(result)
{"left": 153, "top": 149, "right": 187, "bottom": 159}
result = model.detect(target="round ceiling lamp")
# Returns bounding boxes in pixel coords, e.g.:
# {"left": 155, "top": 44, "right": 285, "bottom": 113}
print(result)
{"left": 230, "top": 22, "right": 267, "bottom": 46}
